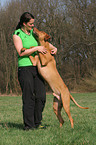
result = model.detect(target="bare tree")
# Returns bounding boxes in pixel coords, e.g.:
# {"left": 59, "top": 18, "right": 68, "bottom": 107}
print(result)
{"left": 0, "top": 0, "right": 96, "bottom": 94}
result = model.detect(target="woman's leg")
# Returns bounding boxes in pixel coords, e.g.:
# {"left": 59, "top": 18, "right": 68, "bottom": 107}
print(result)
{"left": 18, "top": 66, "right": 36, "bottom": 128}
{"left": 34, "top": 71, "right": 46, "bottom": 127}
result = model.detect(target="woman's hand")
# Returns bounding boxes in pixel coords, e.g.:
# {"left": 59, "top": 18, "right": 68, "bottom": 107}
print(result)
{"left": 49, "top": 43, "right": 57, "bottom": 55}
{"left": 51, "top": 47, "right": 57, "bottom": 55}
{"left": 37, "top": 46, "right": 47, "bottom": 54}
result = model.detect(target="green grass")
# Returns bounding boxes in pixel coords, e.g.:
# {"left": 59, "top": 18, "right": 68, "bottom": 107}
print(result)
{"left": 0, "top": 93, "right": 96, "bottom": 145}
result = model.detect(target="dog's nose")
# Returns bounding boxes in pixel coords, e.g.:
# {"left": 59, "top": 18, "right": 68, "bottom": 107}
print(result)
{"left": 33, "top": 27, "right": 38, "bottom": 32}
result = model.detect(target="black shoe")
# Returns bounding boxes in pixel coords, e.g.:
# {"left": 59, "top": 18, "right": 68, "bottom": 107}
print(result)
{"left": 23, "top": 126, "right": 35, "bottom": 131}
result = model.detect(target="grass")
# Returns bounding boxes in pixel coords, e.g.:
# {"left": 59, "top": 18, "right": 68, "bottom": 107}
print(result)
{"left": 0, "top": 93, "right": 96, "bottom": 145}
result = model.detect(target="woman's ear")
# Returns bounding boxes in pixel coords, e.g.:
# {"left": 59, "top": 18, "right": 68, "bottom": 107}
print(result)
{"left": 23, "top": 22, "right": 26, "bottom": 26}
{"left": 44, "top": 34, "right": 50, "bottom": 41}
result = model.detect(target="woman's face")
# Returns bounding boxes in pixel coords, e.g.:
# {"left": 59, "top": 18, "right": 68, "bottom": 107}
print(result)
{"left": 23, "top": 18, "right": 34, "bottom": 31}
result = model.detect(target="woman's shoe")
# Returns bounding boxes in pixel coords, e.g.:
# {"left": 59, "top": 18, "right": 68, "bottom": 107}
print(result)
{"left": 36, "top": 125, "right": 46, "bottom": 129}
{"left": 23, "top": 126, "right": 35, "bottom": 131}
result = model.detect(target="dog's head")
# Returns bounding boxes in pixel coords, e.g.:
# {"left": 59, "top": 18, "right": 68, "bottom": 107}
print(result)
{"left": 33, "top": 27, "right": 50, "bottom": 41}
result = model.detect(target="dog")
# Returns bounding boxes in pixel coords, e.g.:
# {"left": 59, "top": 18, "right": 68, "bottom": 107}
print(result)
{"left": 21, "top": 27, "right": 89, "bottom": 128}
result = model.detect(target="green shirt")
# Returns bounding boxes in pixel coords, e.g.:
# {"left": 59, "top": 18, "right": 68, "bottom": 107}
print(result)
{"left": 13, "top": 28, "right": 38, "bottom": 67}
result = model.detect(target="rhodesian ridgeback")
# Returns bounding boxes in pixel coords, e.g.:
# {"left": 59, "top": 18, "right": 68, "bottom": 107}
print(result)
{"left": 21, "top": 28, "right": 89, "bottom": 128}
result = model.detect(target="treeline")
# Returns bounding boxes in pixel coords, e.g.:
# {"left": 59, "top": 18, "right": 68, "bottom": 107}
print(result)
{"left": 0, "top": 0, "right": 96, "bottom": 94}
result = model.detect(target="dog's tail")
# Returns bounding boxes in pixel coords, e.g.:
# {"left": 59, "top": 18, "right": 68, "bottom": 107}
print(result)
{"left": 70, "top": 95, "right": 89, "bottom": 109}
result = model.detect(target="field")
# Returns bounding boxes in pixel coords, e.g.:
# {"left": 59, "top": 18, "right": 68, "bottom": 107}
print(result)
{"left": 0, "top": 93, "right": 96, "bottom": 145}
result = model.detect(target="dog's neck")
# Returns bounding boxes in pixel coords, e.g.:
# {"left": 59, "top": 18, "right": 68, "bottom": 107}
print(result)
{"left": 39, "top": 40, "right": 46, "bottom": 46}
{"left": 40, "top": 40, "right": 51, "bottom": 53}
{"left": 38, "top": 39, "right": 50, "bottom": 52}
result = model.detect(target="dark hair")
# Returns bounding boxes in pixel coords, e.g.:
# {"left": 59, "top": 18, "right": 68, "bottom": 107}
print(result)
{"left": 16, "top": 12, "right": 34, "bottom": 30}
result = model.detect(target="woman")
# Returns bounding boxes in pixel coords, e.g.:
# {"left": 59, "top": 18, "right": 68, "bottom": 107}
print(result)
{"left": 13, "top": 12, "right": 57, "bottom": 130}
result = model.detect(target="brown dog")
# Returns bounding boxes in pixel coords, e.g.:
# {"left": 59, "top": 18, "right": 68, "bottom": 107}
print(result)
{"left": 21, "top": 28, "right": 89, "bottom": 128}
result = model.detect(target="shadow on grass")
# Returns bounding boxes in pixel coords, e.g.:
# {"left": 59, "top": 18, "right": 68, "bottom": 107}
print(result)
{"left": 0, "top": 122, "right": 23, "bottom": 130}
{"left": 0, "top": 122, "right": 50, "bottom": 130}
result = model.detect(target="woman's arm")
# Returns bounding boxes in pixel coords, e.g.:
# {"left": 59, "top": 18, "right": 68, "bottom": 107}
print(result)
{"left": 13, "top": 35, "right": 47, "bottom": 57}
{"left": 49, "top": 43, "right": 57, "bottom": 55}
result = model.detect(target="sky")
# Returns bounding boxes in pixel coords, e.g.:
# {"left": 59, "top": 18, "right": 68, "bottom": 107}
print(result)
{"left": 0, "top": 0, "right": 10, "bottom": 7}
{"left": 0, "top": 0, "right": 92, "bottom": 7}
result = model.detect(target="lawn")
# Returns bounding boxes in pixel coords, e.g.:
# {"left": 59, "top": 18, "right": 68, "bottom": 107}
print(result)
{"left": 0, "top": 93, "right": 96, "bottom": 145}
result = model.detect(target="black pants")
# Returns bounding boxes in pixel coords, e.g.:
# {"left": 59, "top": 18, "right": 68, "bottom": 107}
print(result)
{"left": 18, "top": 66, "right": 46, "bottom": 128}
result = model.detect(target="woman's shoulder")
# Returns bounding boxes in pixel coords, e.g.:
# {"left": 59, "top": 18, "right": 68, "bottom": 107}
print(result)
{"left": 12, "top": 29, "right": 22, "bottom": 36}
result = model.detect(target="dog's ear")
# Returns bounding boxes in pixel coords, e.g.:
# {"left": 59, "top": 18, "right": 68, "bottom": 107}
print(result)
{"left": 44, "top": 34, "right": 50, "bottom": 41}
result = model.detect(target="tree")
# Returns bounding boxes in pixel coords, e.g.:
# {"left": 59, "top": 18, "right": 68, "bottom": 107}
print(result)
{"left": 0, "top": 0, "right": 96, "bottom": 93}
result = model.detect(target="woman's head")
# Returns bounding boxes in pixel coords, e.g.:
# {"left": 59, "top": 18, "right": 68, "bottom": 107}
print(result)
{"left": 16, "top": 12, "right": 34, "bottom": 30}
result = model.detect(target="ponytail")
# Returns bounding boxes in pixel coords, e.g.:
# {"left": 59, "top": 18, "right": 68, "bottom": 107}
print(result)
{"left": 16, "top": 21, "right": 22, "bottom": 30}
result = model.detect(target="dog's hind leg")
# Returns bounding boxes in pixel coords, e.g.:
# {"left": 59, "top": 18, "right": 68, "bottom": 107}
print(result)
{"left": 53, "top": 97, "right": 64, "bottom": 127}
{"left": 61, "top": 91, "right": 74, "bottom": 128}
